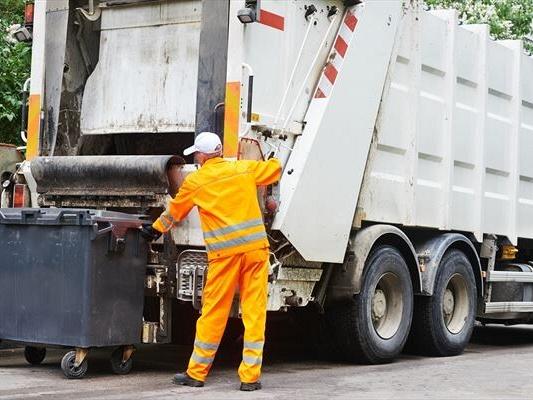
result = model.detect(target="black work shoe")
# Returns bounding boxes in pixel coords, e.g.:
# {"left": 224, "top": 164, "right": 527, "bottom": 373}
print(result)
{"left": 240, "top": 381, "right": 262, "bottom": 391}
{"left": 172, "top": 372, "right": 204, "bottom": 387}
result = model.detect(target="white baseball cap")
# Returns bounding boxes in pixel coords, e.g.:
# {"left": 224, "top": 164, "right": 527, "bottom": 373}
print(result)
{"left": 183, "top": 132, "right": 222, "bottom": 156}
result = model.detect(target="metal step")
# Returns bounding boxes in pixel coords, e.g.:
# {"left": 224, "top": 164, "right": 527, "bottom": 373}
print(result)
{"left": 176, "top": 250, "right": 208, "bottom": 310}
{"left": 486, "top": 270, "right": 533, "bottom": 283}
{"left": 484, "top": 302, "right": 533, "bottom": 314}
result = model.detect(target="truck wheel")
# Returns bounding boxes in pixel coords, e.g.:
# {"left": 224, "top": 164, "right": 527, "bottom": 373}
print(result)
{"left": 409, "top": 250, "right": 476, "bottom": 356}
{"left": 329, "top": 245, "right": 413, "bottom": 364}
{"left": 24, "top": 346, "right": 46, "bottom": 365}
{"left": 61, "top": 351, "right": 88, "bottom": 379}
{"left": 110, "top": 347, "right": 133, "bottom": 375}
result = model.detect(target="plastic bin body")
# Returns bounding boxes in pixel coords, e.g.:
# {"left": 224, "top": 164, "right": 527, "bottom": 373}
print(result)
{"left": 0, "top": 209, "right": 147, "bottom": 348}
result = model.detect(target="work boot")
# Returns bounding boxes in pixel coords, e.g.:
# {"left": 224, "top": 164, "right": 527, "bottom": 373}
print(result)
{"left": 172, "top": 372, "right": 204, "bottom": 387}
{"left": 240, "top": 381, "right": 262, "bottom": 391}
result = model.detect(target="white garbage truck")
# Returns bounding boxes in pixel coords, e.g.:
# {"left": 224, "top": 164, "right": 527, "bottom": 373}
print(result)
{"left": 4, "top": 0, "right": 533, "bottom": 370}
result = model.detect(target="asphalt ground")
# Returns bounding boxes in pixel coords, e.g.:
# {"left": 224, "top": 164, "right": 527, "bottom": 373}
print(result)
{"left": 1, "top": 322, "right": 533, "bottom": 399}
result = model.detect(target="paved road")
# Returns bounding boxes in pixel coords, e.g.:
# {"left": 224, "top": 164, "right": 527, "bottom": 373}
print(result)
{"left": 1, "top": 324, "right": 533, "bottom": 399}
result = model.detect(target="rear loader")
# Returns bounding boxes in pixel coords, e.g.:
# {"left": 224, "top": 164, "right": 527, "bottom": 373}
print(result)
{"left": 2, "top": 0, "right": 533, "bottom": 377}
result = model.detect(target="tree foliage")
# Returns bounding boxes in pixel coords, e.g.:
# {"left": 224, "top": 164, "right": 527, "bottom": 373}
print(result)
{"left": 425, "top": 0, "right": 533, "bottom": 52}
{"left": 0, "top": 0, "right": 30, "bottom": 145}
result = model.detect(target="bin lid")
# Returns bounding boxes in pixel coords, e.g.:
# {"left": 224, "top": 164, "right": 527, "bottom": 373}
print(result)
{"left": 0, "top": 208, "right": 148, "bottom": 227}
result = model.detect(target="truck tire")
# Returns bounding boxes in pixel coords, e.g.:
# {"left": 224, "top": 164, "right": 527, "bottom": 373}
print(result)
{"left": 409, "top": 249, "right": 476, "bottom": 356}
{"left": 328, "top": 245, "right": 413, "bottom": 364}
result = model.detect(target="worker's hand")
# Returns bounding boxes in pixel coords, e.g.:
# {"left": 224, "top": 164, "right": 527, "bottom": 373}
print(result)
{"left": 140, "top": 224, "right": 162, "bottom": 241}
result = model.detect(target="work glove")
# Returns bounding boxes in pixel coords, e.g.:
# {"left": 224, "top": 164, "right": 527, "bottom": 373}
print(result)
{"left": 140, "top": 224, "right": 162, "bottom": 241}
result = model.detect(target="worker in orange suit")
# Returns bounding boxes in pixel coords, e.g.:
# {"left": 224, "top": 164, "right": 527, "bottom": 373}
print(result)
{"left": 140, "top": 131, "right": 281, "bottom": 392}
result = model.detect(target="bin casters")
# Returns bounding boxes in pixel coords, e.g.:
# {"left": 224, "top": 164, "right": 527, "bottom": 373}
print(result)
{"left": 24, "top": 346, "right": 46, "bottom": 365}
{"left": 61, "top": 348, "right": 89, "bottom": 379}
{"left": 60, "top": 346, "right": 136, "bottom": 379}
{"left": 110, "top": 345, "right": 136, "bottom": 375}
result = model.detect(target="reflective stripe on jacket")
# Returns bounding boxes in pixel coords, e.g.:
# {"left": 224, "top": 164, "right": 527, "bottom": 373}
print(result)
{"left": 153, "top": 157, "right": 281, "bottom": 259}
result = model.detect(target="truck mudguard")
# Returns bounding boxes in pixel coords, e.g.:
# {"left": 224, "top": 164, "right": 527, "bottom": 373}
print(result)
{"left": 413, "top": 233, "right": 483, "bottom": 298}
{"left": 327, "top": 224, "right": 422, "bottom": 303}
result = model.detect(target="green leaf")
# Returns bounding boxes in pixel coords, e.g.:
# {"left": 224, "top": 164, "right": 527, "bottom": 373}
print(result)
{"left": 425, "top": 0, "right": 533, "bottom": 52}
{"left": 0, "top": 0, "right": 30, "bottom": 144}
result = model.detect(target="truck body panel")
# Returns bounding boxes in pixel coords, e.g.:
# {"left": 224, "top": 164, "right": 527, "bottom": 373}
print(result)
{"left": 81, "top": 0, "right": 203, "bottom": 135}
{"left": 358, "top": 7, "right": 533, "bottom": 247}
{"left": 273, "top": 1, "right": 403, "bottom": 263}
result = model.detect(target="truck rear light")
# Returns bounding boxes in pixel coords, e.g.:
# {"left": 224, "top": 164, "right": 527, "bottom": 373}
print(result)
{"left": 237, "top": 0, "right": 258, "bottom": 24}
{"left": 13, "top": 184, "right": 28, "bottom": 208}
{"left": 237, "top": 7, "right": 256, "bottom": 23}
{"left": 24, "top": 2, "right": 34, "bottom": 26}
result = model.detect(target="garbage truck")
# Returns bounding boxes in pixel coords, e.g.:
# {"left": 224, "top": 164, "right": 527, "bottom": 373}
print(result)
{"left": 3, "top": 0, "right": 533, "bottom": 376}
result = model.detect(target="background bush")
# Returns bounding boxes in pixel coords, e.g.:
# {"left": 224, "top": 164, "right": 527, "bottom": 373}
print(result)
{"left": 0, "top": 0, "right": 30, "bottom": 145}
{"left": 426, "top": 0, "right": 533, "bottom": 52}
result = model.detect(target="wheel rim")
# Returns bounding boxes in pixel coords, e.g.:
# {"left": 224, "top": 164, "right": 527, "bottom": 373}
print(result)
{"left": 442, "top": 273, "right": 469, "bottom": 334}
{"left": 67, "top": 356, "right": 84, "bottom": 376}
{"left": 371, "top": 272, "right": 403, "bottom": 339}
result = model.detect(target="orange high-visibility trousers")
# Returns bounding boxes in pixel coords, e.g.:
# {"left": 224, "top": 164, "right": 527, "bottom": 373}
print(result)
{"left": 186, "top": 248, "right": 269, "bottom": 383}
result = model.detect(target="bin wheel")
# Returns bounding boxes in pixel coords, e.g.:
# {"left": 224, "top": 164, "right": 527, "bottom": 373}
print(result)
{"left": 24, "top": 346, "right": 46, "bottom": 365}
{"left": 110, "top": 347, "right": 133, "bottom": 375}
{"left": 61, "top": 351, "right": 88, "bottom": 379}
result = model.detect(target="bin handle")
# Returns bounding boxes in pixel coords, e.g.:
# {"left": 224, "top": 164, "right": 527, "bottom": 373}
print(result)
{"left": 92, "top": 222, "right": 129, "bottom": 254}
{"left": 52, "top": 210, "right": 91, "bottom": 224}
{"left": 94, "top": 221, "right": 113, "bottom": 236}
{"left": 21, "top": 209, "right": 43, "bottom": 222}
{"left": 91, "top": 220, "right": 142, "bottom": 240}
{"left": 0, "top": 210, "right": 8, "bottom": 222}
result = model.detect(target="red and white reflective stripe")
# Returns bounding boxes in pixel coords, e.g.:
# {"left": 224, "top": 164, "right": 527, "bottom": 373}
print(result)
{"left": 259, "top": 9, "right": 285, "bottom": 31}
{"left": 314, "top": 9, "right": 359, "bottom": 99}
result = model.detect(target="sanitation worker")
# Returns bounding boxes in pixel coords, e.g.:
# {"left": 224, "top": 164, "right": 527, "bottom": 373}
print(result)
{"left": 141, "top": 131, "right": 281, "bottom": 391}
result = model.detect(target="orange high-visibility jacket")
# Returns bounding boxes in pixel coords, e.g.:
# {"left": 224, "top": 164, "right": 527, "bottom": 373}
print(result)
{"left": 153, "top": 157, "right": 282, "bottom": 259}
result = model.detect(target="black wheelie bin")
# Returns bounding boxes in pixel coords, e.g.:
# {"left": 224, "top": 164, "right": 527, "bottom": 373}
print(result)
{"left": 0, "top": 208, "right": 148, "bottom": 378}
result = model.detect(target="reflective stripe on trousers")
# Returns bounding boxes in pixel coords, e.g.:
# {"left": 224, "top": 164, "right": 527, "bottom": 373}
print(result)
{"left": 242, "top": 340, "right": 264, "bottom": 368}
{"left": 189, "top": 339, "right": 219, "bottom": 369}
{"left": 186, "top": 248, "right": 269, "bottom": 383}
